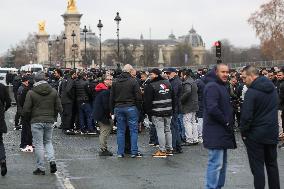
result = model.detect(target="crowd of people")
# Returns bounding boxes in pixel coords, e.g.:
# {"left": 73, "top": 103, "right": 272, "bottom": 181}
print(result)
{"left": 0, "top": 63, "right": 282, "bottom": 188}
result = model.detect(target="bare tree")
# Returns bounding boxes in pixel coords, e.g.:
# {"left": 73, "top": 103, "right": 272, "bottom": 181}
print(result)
{"left": 248, "top": 0, "right": 284, "bottom": 59}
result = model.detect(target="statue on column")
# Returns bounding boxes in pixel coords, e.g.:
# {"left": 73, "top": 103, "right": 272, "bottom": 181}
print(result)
{"left": 67, "top": 0, "right": 77, "bottom": 12}
{"left": 38, "top": 21, "right": 46, "bottom": 34}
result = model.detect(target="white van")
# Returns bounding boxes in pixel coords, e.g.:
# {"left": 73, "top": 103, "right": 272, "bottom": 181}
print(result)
{"left": 20, "top": 64, "right": 43, "bottom": 74}
{"left": 0, "top": 67, "right": 18, "bottom": 86}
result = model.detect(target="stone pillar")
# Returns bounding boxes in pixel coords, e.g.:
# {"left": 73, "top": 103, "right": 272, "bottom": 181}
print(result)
{"left": 36, "top": 33, "right": 50, "bottom": 66}
{"left": 62, "top": 12, "right": 82, "bottom": 68}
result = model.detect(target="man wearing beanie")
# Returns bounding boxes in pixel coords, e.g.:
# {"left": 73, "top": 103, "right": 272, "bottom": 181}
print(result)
{"left": 23, "top": 71, "right": 63, "bottom": 175}
{"left": 144, "top": 68, "right": 174, "bottom": 158}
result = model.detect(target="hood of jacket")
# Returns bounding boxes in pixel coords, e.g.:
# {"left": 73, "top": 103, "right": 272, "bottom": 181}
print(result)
{"left": 183, "top": 76, "right": 194, "bottom": 85}
{"left": 204, "top": 67, "right": 226, "bottom": 85}
{"left": 250, "top": 76, "right": 275, "bottom": 94}
{"left": 116, "top": 72, "right": 132, "bottom": 82}
{"left": 32, "top": 81, "right": 53, "bottom": 96}
{"left": 95, "top": 83, "right": 108, "bottom": 92}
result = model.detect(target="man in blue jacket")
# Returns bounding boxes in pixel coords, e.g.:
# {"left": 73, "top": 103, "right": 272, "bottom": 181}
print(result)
{"left": 203, "top": 64, "right": 236, "bottom": 189}
{"left": 240, "top": 65, "right": 280, "bottom": 189}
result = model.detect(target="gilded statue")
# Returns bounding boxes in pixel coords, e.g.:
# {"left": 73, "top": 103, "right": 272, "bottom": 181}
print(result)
{"left": 38, "top": 21, "right": 46, "bottom": 33}
{"left": 67, "top": 0, "right": 77, "bottom": 12}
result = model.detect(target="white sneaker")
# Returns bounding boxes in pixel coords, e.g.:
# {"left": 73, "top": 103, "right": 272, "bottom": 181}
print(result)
{"left": 21, "top": 145, "right": 33, "bottom": 153}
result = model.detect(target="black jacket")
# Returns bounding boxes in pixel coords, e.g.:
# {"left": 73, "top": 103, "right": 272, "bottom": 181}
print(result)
{"left": 93, "top": 83, "right": 111, "bottom": 124}
{"left": 0, "top": 83, "right": 11, "bottom": 133}
{"left": 196, "top": 78, "right": 205, "bottom": 118}
{"left": 110, "top": 72, "right": 142, "bottom": 114}
{"left": 144, "top": 76, "right": 174, "bottom": 117}
{"left": 74, "top": 79, "right": 92, "bottom": 103}
{"left": 59, "top": 77, "right": 75, "bottom": 104}
{"left": 169, "top": 76, "right": 182, "bottom": 114}
{"left": 240, "top": 76, "right": 278, "bottom": 144}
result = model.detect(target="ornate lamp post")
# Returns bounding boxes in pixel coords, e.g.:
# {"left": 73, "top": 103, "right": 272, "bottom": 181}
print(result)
{"left": 55, "top": 36, "right": 60, "bottom": 65}
{"left": 48, "top": 41, "right": 52, "bottom": 67}
{"left": 83, "top": 25, "right": 88, "bottom": 66}
{"left": 114, "top": 12, "right": 121, "bottom": 62}
{"left": 97, "top": 20, "right": 103, "bottom": 69}
{"left": 71, "top": 30, "right": 77, "bottom": 69}
{"left": 62, "top": 34, "right": 67, "bottom": 68}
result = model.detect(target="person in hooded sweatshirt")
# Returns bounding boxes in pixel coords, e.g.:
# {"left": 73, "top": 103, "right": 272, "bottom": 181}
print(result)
{"left": 23, "top": 71, "right": 63, "bottom": 175}
{"left": 94, "top": 75, "right": 113, "bottom": 156}
{"left": 203, "top": 64, "right": 237, "bottom": 189}
{"left": 240, "top": 65, "right": 280, "bottom": 189}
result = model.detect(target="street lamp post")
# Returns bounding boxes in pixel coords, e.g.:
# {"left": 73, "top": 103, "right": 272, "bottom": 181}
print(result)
{"left": 83, "top": 25, "right": 88, "bottom": 67}
{"left": 71, "top": 30, "right": 76, "bottom": 69}
{"left": 55, "top": 36, "right": 60, "bottom": 66}
{"left": 48, "top": 41, "right": 52, "bottom": 67}
{"left": 114, "top": 12, "right": 121, "bottom": 62}
{"left": 97, "top": 20, "right": 103, "bottom": 69}
{"left": 62, "top": 34, "right": 67, "bottom": 68}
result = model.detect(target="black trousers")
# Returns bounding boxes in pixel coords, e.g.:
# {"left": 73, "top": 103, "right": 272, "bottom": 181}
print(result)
{"left": 20, "top": 118, "right": 32, "bottom": 148}
{"left": 0, "top": 133, "right": 5, "bottom": 161}
{"left": 244, "top": 138, "right": 280, "bottom": 189}
{"left": 62, "top": 103, "right": 75, "bottom": 130}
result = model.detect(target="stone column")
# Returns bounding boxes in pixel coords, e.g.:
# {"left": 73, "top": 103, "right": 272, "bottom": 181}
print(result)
{"left": 62, "top": 12, "right": 82, "bottom": 68}
{"left": 36, "top": 33, "right": 50, "bottom": 66}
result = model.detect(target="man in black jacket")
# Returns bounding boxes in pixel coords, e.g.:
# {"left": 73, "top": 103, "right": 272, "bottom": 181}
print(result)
{"left": 164, "top": 68, "right": 183, "bottom": 153}
{"left": 241, "top": 65, "right": 280, "bottom": 189}
{"left": 144, "top": 68, "right": 174, "bottom": 158}
{"left": 59, "top": 70, "right": 76, "bottom": 135}
{"left": 0, "top": 82, "right": 11, "bottom": 176}
{"left": 110, "top": 64, "right": 142, "bottom": 158}
{"left": 18, "top": 76, "right": 33, "bottom": 152}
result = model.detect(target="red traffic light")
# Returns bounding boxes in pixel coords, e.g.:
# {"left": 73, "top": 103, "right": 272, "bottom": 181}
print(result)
{"left": 214, "top": 41, "right": 220, "bottom": 47}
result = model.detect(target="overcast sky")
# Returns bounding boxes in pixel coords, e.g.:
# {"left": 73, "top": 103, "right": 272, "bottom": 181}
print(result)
{"left": 0, "top": 0, "right": 267, "bottom": 54}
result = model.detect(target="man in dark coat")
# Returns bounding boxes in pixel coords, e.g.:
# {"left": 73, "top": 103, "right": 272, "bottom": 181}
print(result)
{"left": 0, "top": 82, "right": 11, "bottom": 176}
{"left": 59, "top": 70, "right": 76, "bottom": 135}
{"left": 240, "top": 65, "right": 280, "bottom": 189}
{"left": 17, "top": 76, "right": 32, "bottom": 152}
{"left": 164, "top": 68, "right": 183, "bottom": 154}
{"left": 203, "top": 64, "right": 236, "bottom": 189}
{"left": 94, "top": 75, "right": 113, "bottom": 156}
{"left": 12, "top": 73, "right": 22, "bottom": 129}
{"left": 196, "top": 77, "right": 205, "bottom": 142}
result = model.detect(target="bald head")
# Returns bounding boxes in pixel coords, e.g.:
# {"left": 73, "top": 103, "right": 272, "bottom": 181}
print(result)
{"left": 123, "top": 64, "right": 134, "bottom": 73}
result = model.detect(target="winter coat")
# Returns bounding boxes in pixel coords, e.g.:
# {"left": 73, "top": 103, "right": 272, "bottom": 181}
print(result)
{"left": 203, "top": 69, "right": 237, "bottom": 150}
{"left": 110, "top": 72, "right": 142, "bottom": 114}
{"left": 277, "top": 80, "right": 284, "bottom": 110}
{"left": 59, "top": 77, "right": 75, "bottom": 104}
{"left": 144, "top": 76, "right": 174, "bottom": 117}
{"left": 23, "top": 81, "right": 63, "bottom": 124}
{"left": 0, "top": 83, "right": 11, "bottom": 133}
{"left": 169, "top": 76, "right": 182, "bottom": 114}
{"left": 93, "top": 83, "right": 111, "bottom": 125}
{"left": 196, "top": 78, "right": 205, "bottom": 118}
{"left": 17, "top": 84, "right": 30, "bottom": 116}
{"left": 180, "top": 77, "right": 199, "bottom": 114}
{"left": 74, "top": 79, "right": 92, "bottom": 103}
{"left": 240, "top": 76, "right": 278, "bottom": 144}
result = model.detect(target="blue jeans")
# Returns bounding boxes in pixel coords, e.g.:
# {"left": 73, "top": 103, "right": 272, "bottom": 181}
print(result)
{"left": 178, "top": 114, "right": 185, "bottom": 141}
{"left": 79, "top": 102, "right": 94, "bottom": 131}
{"left": 171, "top": 113, "right": 182, "bottom": 150}
{"left": 114, "top": 106, "right": 139, "bottom": 155}
{"left": 31, "top": 123, "right": 55, "bottom": 171}
{"left": 206, "top": 149, "right": 227, "bottom": 189}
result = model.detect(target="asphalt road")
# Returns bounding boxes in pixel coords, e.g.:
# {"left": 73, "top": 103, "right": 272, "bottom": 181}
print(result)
{"left": 1, "top": 107, "right": 284, "bottom": 189}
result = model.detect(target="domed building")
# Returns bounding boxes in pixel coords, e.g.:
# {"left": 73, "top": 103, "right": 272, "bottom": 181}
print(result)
{"left": 177, "top": 27, "right": 205, "bottom": 64}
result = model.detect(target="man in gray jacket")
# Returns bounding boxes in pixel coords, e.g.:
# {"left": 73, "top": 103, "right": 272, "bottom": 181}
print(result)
{"left": 180, "top": 69, "right": 199, "bottom": 145}
{"left": 23, "top": 71, "right": 63, "bottom": 175}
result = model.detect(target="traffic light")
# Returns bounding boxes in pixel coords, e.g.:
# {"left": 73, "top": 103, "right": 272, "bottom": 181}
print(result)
{"left": 215, "top": 41, "right": 222, "bottom": 58}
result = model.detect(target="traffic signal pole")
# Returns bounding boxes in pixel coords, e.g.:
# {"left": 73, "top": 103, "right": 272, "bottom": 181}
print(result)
{"left": 215, "top": 41, "right": 222, "bottom": 64}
